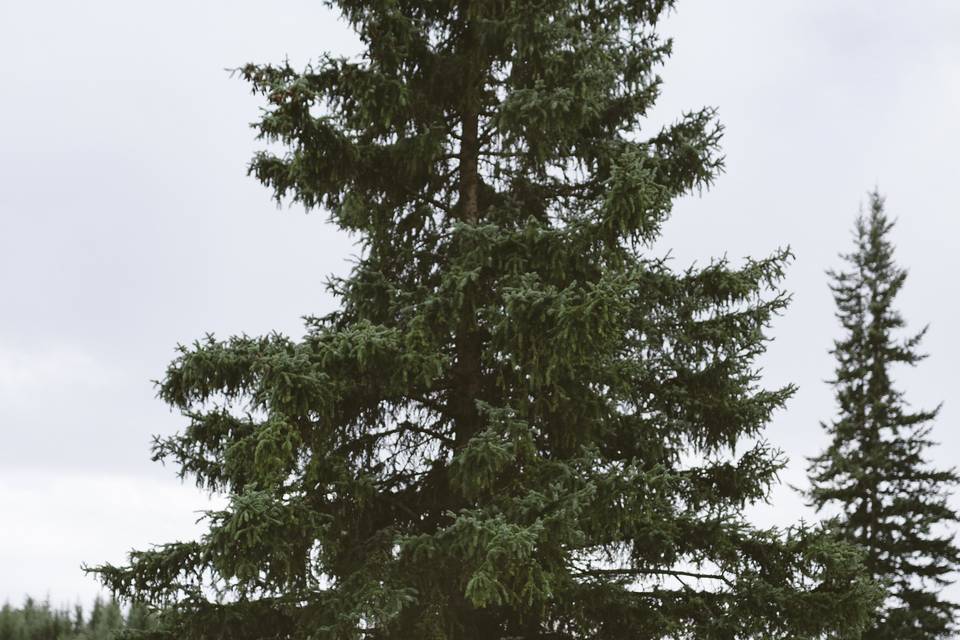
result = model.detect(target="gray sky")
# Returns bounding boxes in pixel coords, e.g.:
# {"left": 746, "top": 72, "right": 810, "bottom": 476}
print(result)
{"left": 1, "top": 0, "right": 958, "bottom": 608}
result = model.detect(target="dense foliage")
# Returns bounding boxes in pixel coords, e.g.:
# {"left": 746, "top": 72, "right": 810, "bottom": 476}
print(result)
{"left": 805, "top": 191, "right": 960, "bottom": 639}
{"left": 94, "top": 1, "right": 880, "bottom": 638}
{"left": 0, "top": 597, "right": 153, "bottom": 640}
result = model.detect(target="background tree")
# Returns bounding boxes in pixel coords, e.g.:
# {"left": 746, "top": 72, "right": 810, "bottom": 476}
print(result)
{"left": 93, "top": 1, "right": 879, "bottom": 638}
{"left": 805, "top": 190, "right": 959, "bottom": 639}
{"left": 0, "top": 596, "right": 145, "bottom": 640}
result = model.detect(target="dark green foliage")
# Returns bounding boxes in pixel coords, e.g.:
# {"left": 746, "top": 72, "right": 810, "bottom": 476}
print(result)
{"left": 806, "top": 191, "right": 960, "bottom": 639}
{"left": 0, "top": 596, "right": 153, "bottom": 640}
{"left": 92, "top": 1, "right": 880, "bottom": 638}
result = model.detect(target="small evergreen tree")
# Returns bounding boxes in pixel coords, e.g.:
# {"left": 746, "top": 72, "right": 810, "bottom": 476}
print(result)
{"left": 0, "top": 603, "right": 19, "bottom": 640}
{"left": 805, "top": 190, "right": 960, "bottom": 639}
{"left": 93, "top": 1, "right": 880, "bottom": 638}
{"left": 85, "top": 599, "right": 103, "bottom": 636}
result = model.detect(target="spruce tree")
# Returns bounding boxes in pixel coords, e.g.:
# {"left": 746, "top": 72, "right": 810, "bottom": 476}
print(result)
{"left": 805, "top": 191, "right": 960, "bottom": 639}
{"left": 92, "top": 1, "right": 880, "bottom": 638}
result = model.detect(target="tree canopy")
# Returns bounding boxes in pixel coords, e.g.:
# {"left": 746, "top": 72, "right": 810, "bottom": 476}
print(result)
{"left": 94, "top": 1, "right": 879, "bottom": 638}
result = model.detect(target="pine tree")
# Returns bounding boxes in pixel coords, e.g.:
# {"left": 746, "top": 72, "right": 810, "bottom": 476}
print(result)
{"left": 805, "top": 191, "right": 960, "bottom": 639}
{"left": 92, "top": 1, "right": 880, "bottom": 638}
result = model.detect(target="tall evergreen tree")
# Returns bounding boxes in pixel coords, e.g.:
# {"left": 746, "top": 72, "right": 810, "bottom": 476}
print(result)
{"left": 805, "top": 191, "right": 959, "bottom": 639}
{"left": 92, "top": 1, "right": 879, "bottom": 638}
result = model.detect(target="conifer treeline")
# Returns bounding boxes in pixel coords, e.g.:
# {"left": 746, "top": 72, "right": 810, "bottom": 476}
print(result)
{"left": 0, "top": 597, "right": 153, "bottom": 640}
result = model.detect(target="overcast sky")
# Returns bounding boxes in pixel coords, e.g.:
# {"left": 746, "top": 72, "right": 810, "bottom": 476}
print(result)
{"left": 1, "top": 0, "right": 958, "bottom": 608}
